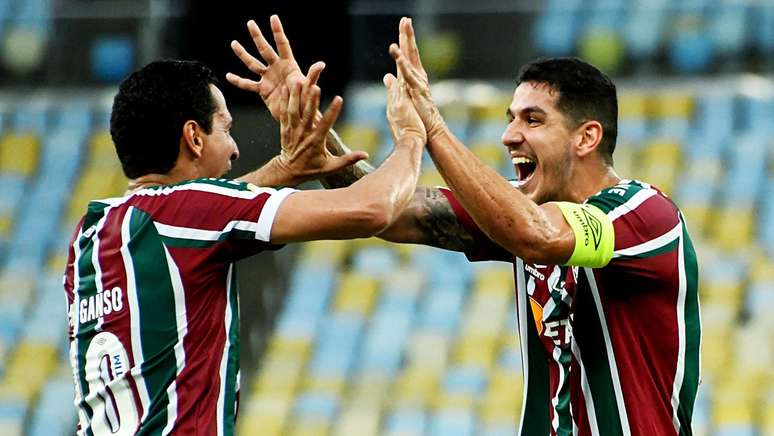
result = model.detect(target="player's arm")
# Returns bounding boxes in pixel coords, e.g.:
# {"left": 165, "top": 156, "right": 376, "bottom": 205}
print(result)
{"left": 270, "top": 70, "right": 425, "bottom": 243}
{"left": 390, "top": 18, "right": 613, "bottom": 266}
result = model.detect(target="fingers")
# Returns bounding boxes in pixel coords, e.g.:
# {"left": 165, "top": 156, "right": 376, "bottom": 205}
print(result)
{"left": 247, "top": 19, "right": 279, "bottom": 64}
{"left": 314, "top": 96, "right": 343, "bottom": 140}
{"left": 288, "top": 80, "right": 302, "bottom": 130}
{"left": 301, "top": 62, "right": 325, "bottom": 105}
{"left": 270, "top": 15, "right": 295, "bottom": 60}
{"left": 225, "top": 72, "right": 260, "bottom": 93}
{"left": 230, "top": 40, "right": 267, "bottom": 75}
{"left": 402, "top": 17, "right": 425, "bottom": 71}
{"left": 302, "top": 86, "right": 321, "bottom": 132}
{"left": 390, "top": 44, "right": 424, "bottom": 89}
{"left": 325, "top": 151, "right": 370, "bottom": 173}
{"left": 280, "top": 87, "right": 291, "bottom": 146}
{"left": 383, "top": 73, "right": 396, "bottom": 88}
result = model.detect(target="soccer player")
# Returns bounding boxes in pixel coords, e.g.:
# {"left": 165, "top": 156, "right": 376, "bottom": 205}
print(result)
{"left": 64, "top": 57, "right": 426, "bottom": 434}
{"left": 231, "top": 16, "right": 701, "bottom": 436}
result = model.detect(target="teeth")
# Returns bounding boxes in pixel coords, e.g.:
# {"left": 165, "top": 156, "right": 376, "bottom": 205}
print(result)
{"left": 512, "top": 156, "right": 534, "bottom": 165}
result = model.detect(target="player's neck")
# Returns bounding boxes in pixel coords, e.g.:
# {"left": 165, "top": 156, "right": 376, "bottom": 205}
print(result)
{"left": 566, "top": 163, "right": 620, "bottom": 203}
{"left": 125, "top": 166, "right": 198, "bottom": 195}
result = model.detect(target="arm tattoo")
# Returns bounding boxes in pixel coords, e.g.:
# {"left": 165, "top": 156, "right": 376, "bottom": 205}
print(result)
{"left": 321, "top": 129, "right": 375, "bottom": 189}
{"left": 411, "top": 187, "right": 476, "bottom": 252}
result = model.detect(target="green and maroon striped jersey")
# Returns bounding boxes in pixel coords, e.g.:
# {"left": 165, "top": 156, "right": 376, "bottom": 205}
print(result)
{"left": 63, "top": 178, "right": 296, "bottom": 436}
{"left": 442, "top": 179, "right": 700, "bottom": 436}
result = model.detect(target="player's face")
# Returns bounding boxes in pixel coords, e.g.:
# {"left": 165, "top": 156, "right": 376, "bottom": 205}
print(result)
{"left": 502, "top": 81, "right": 577, "bottom": 204}
{"left": 200, "top": 85, "right": 239, "bottom": 177}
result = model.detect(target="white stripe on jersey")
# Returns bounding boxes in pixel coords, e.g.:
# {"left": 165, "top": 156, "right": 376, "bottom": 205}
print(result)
{"left": 584, "top": 267, "right": 632, "bottom": 436}
{"left": 255, "top": 187, "right": 297, "bottom": 241}
{"left": 217, "top": 264, "right": 235, "bottom": 436}
{"left": 571, "top": 338, "right": 600, "bottom": 436}
{"left": 612, "top": 220, "right": 681, "bottom": 259}
{"left": 154, "top": 220, "right": 260, "bottom": 242}
{"left": 670, "top": 219, "right": 688, "bottom": 434}
{"left": 606, "top": 188, "right": 657, "bottom": 222}
{"left": 515, "top": 259, "right": 531, "bottom": 436}
{"left": 133, "top": 180, "right": 262, "bottom": 200}
{"left": 121, "top": 207, "right": 152, "bottom": 420}
{"left": 161, "top": 245, "right": 189, "bottom": 435}
{"left": 70, "top": 226, "right": 90, "bottom": 436}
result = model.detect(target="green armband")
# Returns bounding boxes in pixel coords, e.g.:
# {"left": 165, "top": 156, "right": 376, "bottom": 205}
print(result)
{"left": 553, "top": 202, "right": 614, "bottom": 268}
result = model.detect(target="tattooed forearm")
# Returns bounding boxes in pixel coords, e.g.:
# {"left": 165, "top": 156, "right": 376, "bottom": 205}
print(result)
{"left": 412, "top": 187, "right": 476, "bottom": 252}
{"left": 379, "top": 187, "right": 475, "bottom": 252}
{"left": 321, "top": 129, "right": 375, "bottom": 188}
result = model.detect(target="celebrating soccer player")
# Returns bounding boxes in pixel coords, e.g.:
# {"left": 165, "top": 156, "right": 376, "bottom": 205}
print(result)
{"left": 231, "top": 15, "right": 701, "bottom": 436}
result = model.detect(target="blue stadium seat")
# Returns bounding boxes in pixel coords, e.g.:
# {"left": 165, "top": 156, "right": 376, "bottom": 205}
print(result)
{"left": 27, "top": 376, "right": 76, "bottom": 436}
{"left": 533, "top": 10, "right": 579, "bottom": 57}
{"left": 443, "top": 365, "right": 487, "bottom": 396}
{"left": 358, "top": 308, "right": 413, "bottom": 375}
{"left": 754, "top": 4, "right": 774, "bottom": 54}
{"left": 386, "top": 408, "right": 426, "bottom": 435}
{"left": 90, "top": 36, "right": 135, "bottom": 84}
{"left": 352, "top": 246, "right": 398, "bottom": 278}
{"left": 708, "top": 3, "right": 749, "bottom": 57}
{"left": 308, "top": 313, "right": 363, "bottom": 377}
{"left": 12, "top": 104, "right": 48, "bottom": 134}
{"left": 292, "top": 392, "right": 339, "bottom": 421}
{"left": 428, "top": 409, "right": 475, "bottom": 436}
{"left": 415, "top": 283, "right": 466, "bottom": 334}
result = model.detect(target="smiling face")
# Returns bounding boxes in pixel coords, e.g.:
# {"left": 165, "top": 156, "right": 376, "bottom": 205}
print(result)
{"left": 502, "top": 81, "right": 578, "bottom": 204}
{"left": 199, "top": 85, "right": 239, "bottom": 177}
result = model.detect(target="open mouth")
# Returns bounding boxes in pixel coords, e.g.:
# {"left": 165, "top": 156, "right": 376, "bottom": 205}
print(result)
{"left": 512, "top": 156, "right": 537, "bottom": 187}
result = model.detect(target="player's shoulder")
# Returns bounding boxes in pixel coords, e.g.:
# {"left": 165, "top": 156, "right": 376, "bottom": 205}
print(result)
{"left": 585, "top": 179, "right": 676, "bottom": 219}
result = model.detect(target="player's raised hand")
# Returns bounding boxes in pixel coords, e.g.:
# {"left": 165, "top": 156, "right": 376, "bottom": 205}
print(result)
{"left": 391, "top": 17, "right": 447, "bottom": 141}
{"left": 277, "top": 79, "right": 369, "bottom": 183}
{"left": 227, "top": 15, "right": 323, "bottom": 121}
{"left": 384, "top": 73, "right": 426, "bottom": 146}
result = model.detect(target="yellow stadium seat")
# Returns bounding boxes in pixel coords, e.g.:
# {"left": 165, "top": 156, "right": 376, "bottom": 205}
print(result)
{"left": 264, "top": 336, "right": 312, "bottom": 361}
{"left": 711, "top": 386, "right": 755, "bottom": 426}
{"left": 89, "top": 131, "right": 118, "bottom": 168}
{"left": 710, "top": 208, "right": 755, "bottom": 250}
{"left": 649, "top": 92, "right": 695, "bottom": 120}
{"left": 299, "top": 240, "right": 350, "bottom": 265}
{"left": 0, "top": 215, "right": 12, "bottom": 239}
{"left": 612, "top": 143, "right": 637, "bottom": 181}
{"left": 332, "top": 272, "right": 379, "bottom": 315}
{"left": 393, "top": 367, "right": 440, "bottom": 408}
{"left": 338, "top": 124, "right": 381, "bottom": 157}
{"left": 0, "top": 273, "right": 35, "bottom": 302}
{"left": 286, "top": 420, "right": 331, "bottom": 436}
{"left": 470, "top": 143, "right": 505, "bottom": 168}
{"left": 474, "top": 266, "right": 514, "bottom": 296}
{"left": 433, "top": 392, "right": 476, "bottom": 410}
{"left": 405, "top": 331, "right": 449, "bottom": 370}
{"left": 303, "top": 375, "right": 346, "bottom": 396}
{"left": 418, "top": 169, "right": 446, "bottom": 188}
{"left": 253, "top": 356, "right": 305, "bottom": 397}
{"left": 238, "top": 394, "right": 293, "bottom": 436}
{"left": 469, "top": 95, "right": 514, "bottom": 122}
{"left": 346, "top": 374, "right": 391, "bottom": 408}
{"left": 452, "top": 335, "right": 498, "bottom": 368}
{"left": 681, "top": 204, "right": 712, "bottom": 236}
{"left": 0, "top": 133, "right": 39, "bottom": 175}
{"left": 1, "top": 342, "right": 58, "bottom": 402}
{"left": 46, "top": 253, "right": 68, "bottom": 273}
{"left": 331, "top": 405, "right": 381, "bottom": 436}
{"left": 618, "top": 92, "right": 648, "bottom": 119}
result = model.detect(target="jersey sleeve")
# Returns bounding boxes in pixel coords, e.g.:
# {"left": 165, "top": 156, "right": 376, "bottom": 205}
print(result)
{"left": 585, "top": 182, "right": 682, "bottom": 269}
{"left": 144, "top": 178, "right": 297, "bottom": 259}
{"left": 439, "top": 187, "right": 513, "bottom": 262}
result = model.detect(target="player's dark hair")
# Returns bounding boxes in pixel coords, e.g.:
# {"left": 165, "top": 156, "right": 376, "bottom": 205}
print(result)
{"left": 110, "top": 59, "right": 219, "bottom": 179}
{"left": 517, "top": 57, "right": 618, "bottom": 165}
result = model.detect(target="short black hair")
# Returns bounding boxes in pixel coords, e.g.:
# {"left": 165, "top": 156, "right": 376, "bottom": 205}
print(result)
{"left": 517, "top": 57, "right": 618, "bottom": 165}
{"left": 110, "top": 60, "right": 219, "bottom": 179}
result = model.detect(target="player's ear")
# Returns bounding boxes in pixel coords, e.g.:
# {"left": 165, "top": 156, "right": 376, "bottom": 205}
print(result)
{"left": 181, "top": 120, "right": 204, "bottom": 158}
{"left": 575, "top": 120, "right": 603, "bottom": 158}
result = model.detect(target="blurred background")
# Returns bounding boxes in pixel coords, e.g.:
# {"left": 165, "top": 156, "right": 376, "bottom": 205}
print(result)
{"left": 0, "top": 0, "right": 772, "bottom": 435}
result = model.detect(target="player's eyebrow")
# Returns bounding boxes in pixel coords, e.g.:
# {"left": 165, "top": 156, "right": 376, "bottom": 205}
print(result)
{"left": 521, "top": 106, "right": 547, "bottom": 117}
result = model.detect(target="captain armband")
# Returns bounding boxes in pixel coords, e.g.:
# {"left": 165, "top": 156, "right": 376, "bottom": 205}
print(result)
{"left": 552, "top": 202, "right": 615, "bottom": 268}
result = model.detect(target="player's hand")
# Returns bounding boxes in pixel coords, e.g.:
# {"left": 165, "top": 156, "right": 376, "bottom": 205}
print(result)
{"left": 384, "top": 72, "right": 426, "bottom": 146}
{"left": 227, "top": 15, "right": 323, "bottom": 122}
{"left": 390, "top": 17, "right": 446, "bottom": 141}
{"left": 277, "top": 79, "right": 369, "bottom": 183}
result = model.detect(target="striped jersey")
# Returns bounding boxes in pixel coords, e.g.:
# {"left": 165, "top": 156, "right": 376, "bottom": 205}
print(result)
{"left": 441, "top": 179, "right": 700, "bottom": 436}
{"left": 63, "top": 178, "right": 296, "bottom": 435}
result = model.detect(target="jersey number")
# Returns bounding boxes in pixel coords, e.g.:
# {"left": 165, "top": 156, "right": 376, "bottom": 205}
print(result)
{"left": 84, "top": 332, "right": 139, "bottom": 435}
